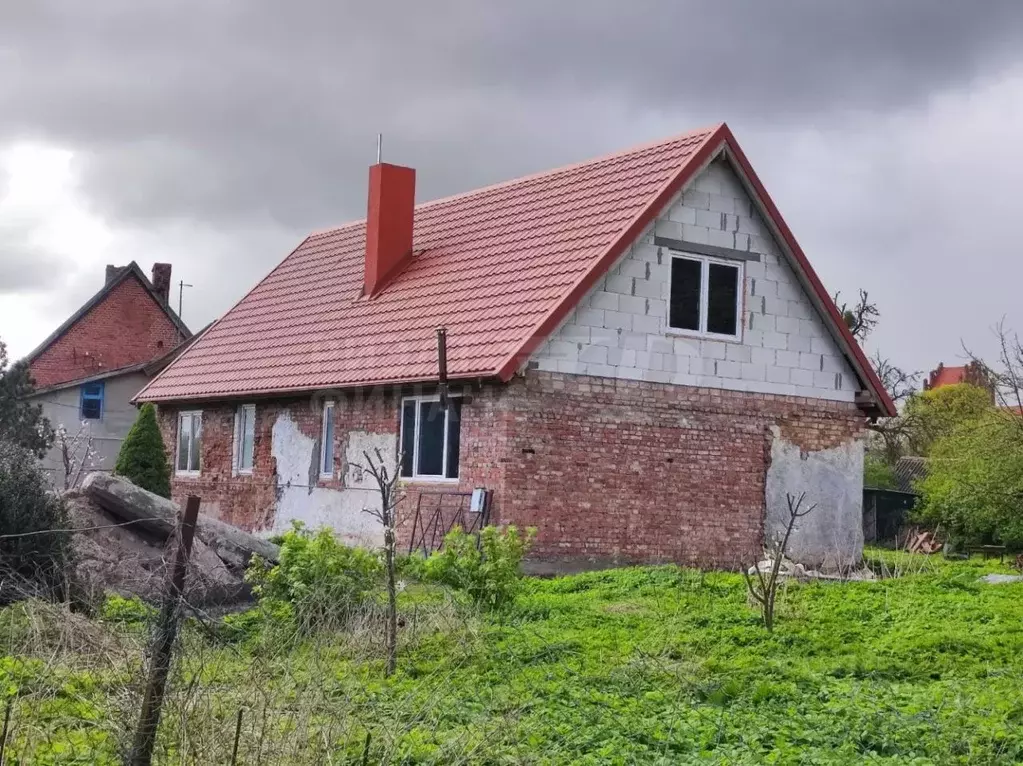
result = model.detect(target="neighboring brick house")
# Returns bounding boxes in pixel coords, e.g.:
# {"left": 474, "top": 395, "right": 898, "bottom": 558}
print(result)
{"left": 136, "top": 123, "right": 894, "bottom": 570}
{"left": 24, "top": 263, "right": 192, "bottom": 485}
{"left": 923, "top": 362, "right": 995, "bottom": 402}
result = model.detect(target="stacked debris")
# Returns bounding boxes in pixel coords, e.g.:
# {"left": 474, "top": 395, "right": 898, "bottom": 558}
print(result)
{"left": 66, "top": 474, "right": 279, "bottom": 606}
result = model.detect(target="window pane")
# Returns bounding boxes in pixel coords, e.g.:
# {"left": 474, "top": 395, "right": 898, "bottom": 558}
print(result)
{"left": 417, "top": 400, "right": 445, "bottom": 476}
{"left": 188, "top": 414, "right": 202, "bottom": 472}
{"left": 241, "top": 408, "right": 255, "bottom": 470}
{"left": 400, "top": 400, "right": 416, "bottom": 477}
{"left": 669, "top": 258, "right": 702, "bottom": 331}
{"left": 81, "top": 397, "right": 102, "bottom": 420}
{"left": 321, "top": 405, "right": 334, "bottom": 475}
{"left": 177, "top": 415, "right": 190, "bottom": 471}
{"left": 80, "top": 382, "right": 103, "bottom": 420}
{"left": 707, "top": 263, "right": 740, "bottom": 335}
{"left": 445, "top": 399, "right": 462, "bottom": 479}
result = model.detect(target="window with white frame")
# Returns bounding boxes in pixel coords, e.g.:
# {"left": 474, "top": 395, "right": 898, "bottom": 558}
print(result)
{"left": 233, "top": 404, "right": 256, "bottom": 475}
{"left": 175, "top": 411, "right": 202, "bottom": 475}
{"left": 667, "top": 253, "right": 743, "bottom": 339}
{"left": 400, "top": 395, "right": 461, "bottom": 480}
{"left": 319, "top": 401, "right": 335, "bottom": 478}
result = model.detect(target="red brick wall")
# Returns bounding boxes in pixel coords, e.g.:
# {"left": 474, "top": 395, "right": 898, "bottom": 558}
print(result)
{"left": 157, "top": 385, "right": 507, "bottom": 539}
{"left": 155, "top": 371, "right": 863, "bottom": 568}
{"left": 30, "top": 276, "right": 183, "bottom": 388}
{"left": 494, "top": 372, "right": 864, "bottom": 569}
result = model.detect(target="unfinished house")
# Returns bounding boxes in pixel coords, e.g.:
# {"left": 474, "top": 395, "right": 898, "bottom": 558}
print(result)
{"left": 24, "top": 263, "right": 192, "bottom": 487}
{"left": 136, "top": 123, "right": 894, "bottom": 570}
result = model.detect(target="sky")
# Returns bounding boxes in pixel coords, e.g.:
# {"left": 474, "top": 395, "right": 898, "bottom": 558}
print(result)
{"left": 2, "top": 1, "right": 1023, "bottom": 378}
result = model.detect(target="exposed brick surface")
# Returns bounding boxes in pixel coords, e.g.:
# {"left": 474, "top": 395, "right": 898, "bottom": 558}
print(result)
{"left": 158, "top": 371, "right": 863, "bottom": 569}
{"left": 29, "top": 275, "right": 183, "bottom": 388}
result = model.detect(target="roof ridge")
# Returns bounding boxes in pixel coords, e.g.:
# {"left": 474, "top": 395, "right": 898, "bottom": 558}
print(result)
{"left": 306, "top": 125, "right": 721, "bottom": 241}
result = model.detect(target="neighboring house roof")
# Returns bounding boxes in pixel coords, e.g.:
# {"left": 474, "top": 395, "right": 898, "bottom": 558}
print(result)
{"left": 894, "top": 456, "right": 928, "bottom": 494}
{"left": 27, "top": 362, "right": 149, "bottom": 397}
{"left": 137, "top": 123, "right": 895, "bottom": 416}
{"left": 929, "top": 365, "right": 968, "bottom": 388}
{"left": 23, "top": 262, "right": 191, "bottom": 370}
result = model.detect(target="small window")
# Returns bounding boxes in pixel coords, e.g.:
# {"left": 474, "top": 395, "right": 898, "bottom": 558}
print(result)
{"left": 668, "top": 254, "right": 743, "bottom": 339}
{"left": 320, "top": 401, "right": 335, "bottom": 478}
{"left": 234, "top": 404, "right": 256, "bottom": 475}
{"left": 176, "top": 411, "right": 202, "bottom": 475}
{"left": 400, "top": 395, "right": 461, "bottom": 480}
{"left": 80, "top": 381, "right": 104, "bottom": 420}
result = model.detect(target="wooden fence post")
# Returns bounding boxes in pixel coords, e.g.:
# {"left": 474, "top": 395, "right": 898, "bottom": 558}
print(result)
{"left": 128, "top": 495, "right": 201, "bottom": 766}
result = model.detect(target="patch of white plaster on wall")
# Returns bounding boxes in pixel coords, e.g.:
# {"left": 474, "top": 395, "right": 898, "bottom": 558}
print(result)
{"left": 764, "top": 425, "right": 864, "bottom": 570}
{"left": 270, "top": 412, "right": 387, "bottom": 547}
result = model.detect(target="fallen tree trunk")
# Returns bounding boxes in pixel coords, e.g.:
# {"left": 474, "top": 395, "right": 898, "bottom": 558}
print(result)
{"left": 82, "top": 473, "right": 279, "bottom": 570}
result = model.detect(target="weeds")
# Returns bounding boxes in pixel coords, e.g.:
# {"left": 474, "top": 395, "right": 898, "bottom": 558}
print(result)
{"left": 0, "top": 551, "right": 1021, "bottom": 763}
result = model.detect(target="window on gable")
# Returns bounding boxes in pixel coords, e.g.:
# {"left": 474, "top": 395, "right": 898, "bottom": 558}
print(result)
{"left": 80, "top": 381, "right": 104, "bottom": 420}
{"left": 320, "top": 401, "right": 335, "bottom": 478}
{"left": 400, "top": 395, "right": 461, "bottom": 480}
{"left": 234, "top": 404, "right": 256, "bottom": 474}
{"left": 668, "top": 254, "right": 742, "bottom": 339}
{"left": 176, "top": 411, "right": 202, "bottom": 475}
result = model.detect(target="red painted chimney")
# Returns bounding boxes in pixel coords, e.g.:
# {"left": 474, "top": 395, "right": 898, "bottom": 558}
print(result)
{"left": 364, "top": 163, "right": 415, "bottom": 297}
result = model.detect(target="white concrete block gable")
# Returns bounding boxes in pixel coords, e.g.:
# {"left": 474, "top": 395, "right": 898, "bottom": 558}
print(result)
{"left": 530, "top": 156, "right": 858, "bottom": 402}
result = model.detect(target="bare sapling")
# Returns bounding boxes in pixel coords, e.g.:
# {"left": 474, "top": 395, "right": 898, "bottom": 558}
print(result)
{"left": 57, "top": 421, "right": 102, "bottom": 490}
{"left": 743, "top": 492, "right": 816, "bottom": 631}
{"left": 359, "top": 447, "right": 404, "bottom": 677}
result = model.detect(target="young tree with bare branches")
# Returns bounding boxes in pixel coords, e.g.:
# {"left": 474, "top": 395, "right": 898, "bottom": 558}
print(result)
{"left": 744, "top": 493, "right": 816, "bottom": 632}
{"left": 358, "top": 447, "right": 404, "bottom": 677}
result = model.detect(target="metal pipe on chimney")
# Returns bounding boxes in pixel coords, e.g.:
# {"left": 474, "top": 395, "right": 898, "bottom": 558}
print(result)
{"left": 436, "top": 327, "right": 448, "bottom": 410}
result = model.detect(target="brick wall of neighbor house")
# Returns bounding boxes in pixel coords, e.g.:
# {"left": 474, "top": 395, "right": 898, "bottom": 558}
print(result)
{"left": 532, "top": 158, "right": 859, "bottom": 402}
{"left": 30, "top": 277, "right": 183, "bottom": 388}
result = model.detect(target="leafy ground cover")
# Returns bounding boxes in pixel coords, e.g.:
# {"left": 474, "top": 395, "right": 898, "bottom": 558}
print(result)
{"left": 2, "top": 551, "right": 1023, "bottom": 764}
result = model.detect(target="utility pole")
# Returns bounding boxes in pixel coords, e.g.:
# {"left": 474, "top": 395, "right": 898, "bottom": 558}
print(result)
{"left": 177, "top": 280, "right": 193, "bottom": 321}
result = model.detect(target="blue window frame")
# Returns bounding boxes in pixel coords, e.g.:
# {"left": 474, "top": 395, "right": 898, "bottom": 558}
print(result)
{"left": 80, "top": 381, "right": 104, "bottom": 420}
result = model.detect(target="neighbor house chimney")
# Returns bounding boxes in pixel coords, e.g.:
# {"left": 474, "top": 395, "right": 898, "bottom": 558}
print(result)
{"left": 364, "top": 162, "right": 415, "bottom": 297}
{"left": 105, "top": 264, "right": 122, "bottom": 285}
{"left": 151, "top": 263, "right": 172, "bottom": 305}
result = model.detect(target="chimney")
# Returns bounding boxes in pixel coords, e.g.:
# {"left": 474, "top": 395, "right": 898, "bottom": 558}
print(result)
{"left": 105, "top": 264, "right": 122, "bottom": 285}
{"left": 364, "top": 162, "right": 416, "bottom": 297}
{"left": 151, "top": 263, "right": 172, "bottom": 305}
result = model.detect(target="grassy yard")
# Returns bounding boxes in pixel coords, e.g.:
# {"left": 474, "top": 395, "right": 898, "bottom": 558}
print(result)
{"left": 2, "top": 551, "right": 1023, "bottom": 764}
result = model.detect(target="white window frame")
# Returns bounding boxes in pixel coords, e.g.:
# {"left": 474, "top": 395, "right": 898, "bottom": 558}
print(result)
{"left": 400, "top": 394, "right": 461, "bottom": 482}
{"left": 175, "top": 410, "right": 203, "bottom": 477}
{"left": 233, "top": 404, "right": 256, "bottom": 476}
{"left": 319, "top": 400, "right": 335, "bottom": 479}
{"left": 667, "top": 252, "right": 744, "bottom": 341}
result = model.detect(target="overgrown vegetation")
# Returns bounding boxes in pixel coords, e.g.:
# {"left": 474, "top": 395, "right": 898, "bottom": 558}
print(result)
{"left": 245, "top": 522, "right": 383, "bottom": 634}
{"left": 917, "top": 409, "right": 1023, "bottom": 546}
{"left": 422, "top": 525, "right": 535, "bottom": 611}
{"left": 1, "top": 554, "right": 1021, "bottom": 763}
{"left": 0, "top": 336, "right": 53, "bottom": 458}
{"left": 114, "top": 403, "right": 172, "bottom": 498}
{"left": 0, "top": 439, "right": 74, "bottom": 603}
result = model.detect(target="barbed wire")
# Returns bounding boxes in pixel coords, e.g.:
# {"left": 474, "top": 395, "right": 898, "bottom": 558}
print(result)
{"left": 0, "top": 516, "right": 171, "bottom": 541}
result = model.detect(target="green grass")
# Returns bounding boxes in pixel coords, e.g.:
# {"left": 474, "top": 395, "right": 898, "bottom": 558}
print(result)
{"left": 3, "top": 552, "right": 1023, "bottom": 764}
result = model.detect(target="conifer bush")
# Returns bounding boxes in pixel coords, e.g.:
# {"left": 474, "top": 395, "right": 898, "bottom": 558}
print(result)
{"left": 114, "top": 403, "right": 171, "bottom": 498}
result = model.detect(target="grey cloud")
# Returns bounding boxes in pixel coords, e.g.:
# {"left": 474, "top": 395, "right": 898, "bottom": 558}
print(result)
{"left": 1, "top": 1, "right": 1022, "bottom": 233}
{"left": 1, "top": 1, "right": 1023, "bottom": 372}
{"left": 0, "top": 220, "right": 65, "bottom": 294}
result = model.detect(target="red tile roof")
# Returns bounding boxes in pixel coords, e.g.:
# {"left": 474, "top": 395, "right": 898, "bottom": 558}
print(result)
{"left": 137, "top": 123, "right": 895, "bottom": 416}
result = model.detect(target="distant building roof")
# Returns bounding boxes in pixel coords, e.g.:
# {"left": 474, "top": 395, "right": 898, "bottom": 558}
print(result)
{"left": 894, "top": 456, "right": 928, "bottom": 494}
